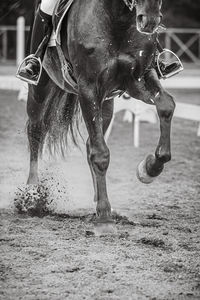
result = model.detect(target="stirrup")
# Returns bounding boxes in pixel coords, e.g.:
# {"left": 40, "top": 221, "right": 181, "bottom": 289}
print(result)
{"left": 16, "top": 54, "right": 42, "bottom": 85}
{"left": 156, "top": 49, "right": 184, "bottom": 79}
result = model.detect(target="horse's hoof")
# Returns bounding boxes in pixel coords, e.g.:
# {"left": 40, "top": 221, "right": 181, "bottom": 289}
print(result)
{"left": 136, "top": 155, "right": 155, "bottom": 184}
{"left": 94, "top": 218, "right": 117, "bottom": 237}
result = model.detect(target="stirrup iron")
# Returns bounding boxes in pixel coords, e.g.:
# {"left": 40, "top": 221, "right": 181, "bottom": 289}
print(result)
{"left": 156, "top": 49, "right": 184, "bottom": 79}
{"left": 16, "top": 54, "right": 42, "bottom": 85}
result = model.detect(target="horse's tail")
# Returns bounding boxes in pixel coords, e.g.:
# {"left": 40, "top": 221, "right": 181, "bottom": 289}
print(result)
{"left": 34, "top": 85, "right": 81, "bottom": 157}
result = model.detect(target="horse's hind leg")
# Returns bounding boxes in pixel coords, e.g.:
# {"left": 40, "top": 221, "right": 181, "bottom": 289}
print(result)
{"left": 137, "top": 70, "right": 175, "bottom": 184}
{"left": 27, "top": 120, "right": 42, "bottom": 184}
{"left": 26, "top": 86, "right": 44, "bottom": 185}
{"left": 26, "top": 72, "right": 50, "bottom": 184}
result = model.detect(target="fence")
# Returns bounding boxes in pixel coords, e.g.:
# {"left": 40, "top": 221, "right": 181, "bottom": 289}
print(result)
{"left": 0, "top": 17, "right": 29, "bottom": 64}
{"left": 0, "top": 18, "right": 200, "bottom": 66}
{"left": 161, "top": 28, "right": 200, "bottom": 66}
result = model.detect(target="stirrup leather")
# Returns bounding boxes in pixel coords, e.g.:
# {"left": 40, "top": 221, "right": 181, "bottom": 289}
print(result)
{"left": 156, "top": 49, "right": 184, "bottom": 79}
{"left": 16, "top": 54, "right": 42, "bottom": 85}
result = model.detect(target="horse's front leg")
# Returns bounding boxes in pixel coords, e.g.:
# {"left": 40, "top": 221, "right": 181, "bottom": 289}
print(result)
{"left": 137, "top": 69, "right": 176, "bottom": 184}
{"left": 87, "top": 99, "right": 114, "bottom": 203}
{"left": 79, "top": 84, "right": 113, "bottom": 224}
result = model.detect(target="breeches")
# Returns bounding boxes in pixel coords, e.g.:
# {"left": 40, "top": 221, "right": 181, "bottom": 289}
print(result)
{"left": 41, "top": 0, "right": 59, "bottom": 15}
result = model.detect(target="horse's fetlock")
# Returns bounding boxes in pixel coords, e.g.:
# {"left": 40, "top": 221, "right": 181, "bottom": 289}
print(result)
{"left": 97, "top": 200, "right": 111, "bottom": 216}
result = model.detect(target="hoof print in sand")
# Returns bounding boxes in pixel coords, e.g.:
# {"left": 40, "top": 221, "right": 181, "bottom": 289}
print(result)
{"left": 14, "top": 184, "right": 50, "bottom": 216}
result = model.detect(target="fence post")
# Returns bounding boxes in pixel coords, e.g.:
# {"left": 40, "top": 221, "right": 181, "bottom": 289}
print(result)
{"left": 16, "top": 16, "right": 25, "bottom": 66}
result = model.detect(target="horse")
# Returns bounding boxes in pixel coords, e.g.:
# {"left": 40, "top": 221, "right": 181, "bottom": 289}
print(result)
{"left": 26, "top": 0, "right": 175, "bottom": 230}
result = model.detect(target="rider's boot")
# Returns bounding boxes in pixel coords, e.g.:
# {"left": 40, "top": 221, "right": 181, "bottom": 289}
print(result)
{"left": 157, "top": 61, "right": 180, "bottom": 79}
{"left": 17, "top": 7, "right": 53, "bottom": 85}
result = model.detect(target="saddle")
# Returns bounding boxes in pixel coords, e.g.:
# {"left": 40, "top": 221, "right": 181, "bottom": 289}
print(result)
{"left": 46, "top": 0, "right": 78, "bottom": 93}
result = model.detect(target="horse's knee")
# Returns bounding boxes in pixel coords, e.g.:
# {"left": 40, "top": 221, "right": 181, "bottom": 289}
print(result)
{"left": 157, "top": 94, "right": 175, "bottom": 120}
{"left": 90, "top": 145, "right": 110, "bottom": 174}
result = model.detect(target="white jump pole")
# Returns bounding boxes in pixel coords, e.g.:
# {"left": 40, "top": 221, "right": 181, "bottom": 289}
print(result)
{"left": 133, "top": 115, "right": 140, "bottom": 148}
{"left": 16, "top": 16, "right": 28, "bottom": 102}
{"left": 16, "top": 16, "right": 25, "bottom": 66}
{"left": 105, "top": 116, "right": 115, "bottom": 143}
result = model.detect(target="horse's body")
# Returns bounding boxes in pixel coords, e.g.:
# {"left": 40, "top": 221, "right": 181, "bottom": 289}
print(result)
{"left": 27, "top": 0, "right": 175, "bottom": 226}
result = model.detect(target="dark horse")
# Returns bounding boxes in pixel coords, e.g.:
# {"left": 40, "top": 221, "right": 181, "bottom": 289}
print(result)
{"left": 27, "top": 0, "right": 175, "bottom": 228}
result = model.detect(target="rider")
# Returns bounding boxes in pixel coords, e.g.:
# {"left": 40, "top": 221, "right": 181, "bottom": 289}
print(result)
{"left": 17, "top": 0, "right": 181, "bottom": 85}
{"left": 17, "top": 0, "right": 58, "bottom": 85}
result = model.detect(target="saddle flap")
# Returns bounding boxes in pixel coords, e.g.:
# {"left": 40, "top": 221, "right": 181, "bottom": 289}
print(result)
{"left": 47, "top": 0, "right": 77, "bottom": 93}
{"left": 53, "top": 0, "right": 74, "bottom": 45}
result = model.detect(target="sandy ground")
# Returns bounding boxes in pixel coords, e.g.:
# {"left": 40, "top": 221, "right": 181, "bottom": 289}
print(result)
{"left": 0, "top": 89, "right": 200, "bottom": 300}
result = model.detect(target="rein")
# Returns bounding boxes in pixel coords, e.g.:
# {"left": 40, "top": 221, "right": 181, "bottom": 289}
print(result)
{"left": 123, "top": 0, "right": 136, "bottom": 11}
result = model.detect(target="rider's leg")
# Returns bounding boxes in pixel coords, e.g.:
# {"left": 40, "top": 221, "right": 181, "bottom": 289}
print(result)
{"left": 157, "top": 60, "right": 181, "bottom": 79}
{"left": 17, "top": 0, "right": 58, "bottom": 84}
